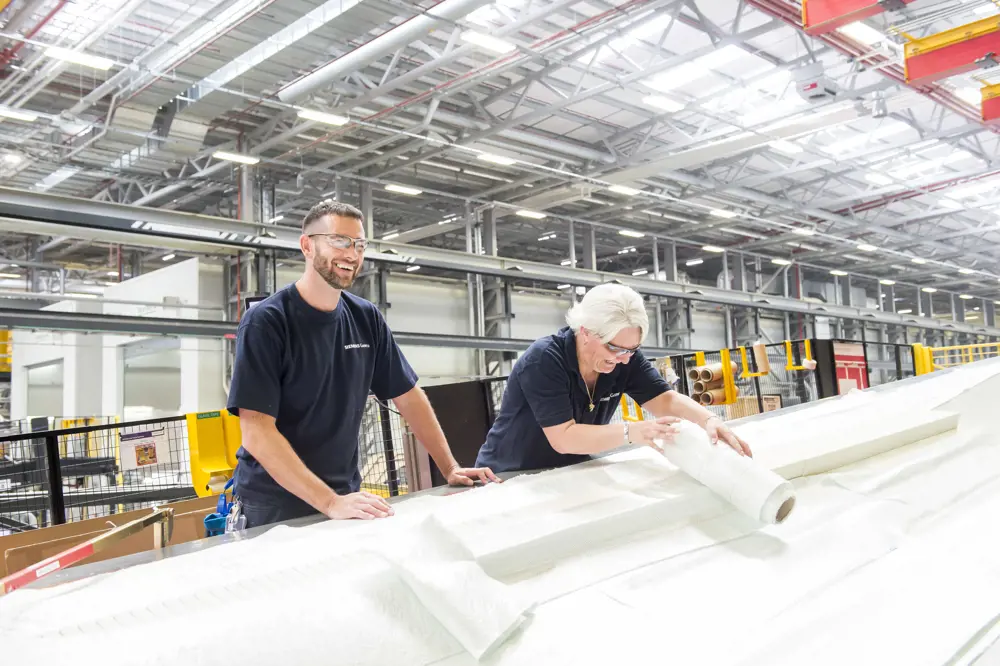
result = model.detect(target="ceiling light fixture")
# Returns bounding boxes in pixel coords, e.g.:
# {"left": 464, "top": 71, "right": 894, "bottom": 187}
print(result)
{"left": 0, "top": 272, "right": 22, "bottom": 279}
{"left": 709, "top": 209, "right": 738, "bottom": 219}
{"left": 406, "top": 265, "right": 421, "bottom": 272}
{"left": 460, "top": 30, "right": 515, "bottom": 53}
{"left": 213, "top": 150, "right": 259, "bottom": 165}
{"left": 879, "top": 279, "right": 896, "bottom": 285}
{"left": 385, "top": 184, "right": 422, "bottom": 196}
{"left": 703, "top": 245, "right": 725, "bottom": 253}
{"left": 162, "top": 254, "right": 175, "bottom": 261}
{"left": 45, "top": 46, "right": 114, "bottom": 70}
{"left": 857, "top": 243, "right": 878, "bottom": 252}
{"left": 382, "top": 232, "right": 400, "bottom": 240}
{"left": 898, "top": 308, "right": 913, "bottom": 314}
{"left": 608, "top": 185, "right": 641, "bottom": 196}
{"left": 958, "top": 268, "right": 975, "bottom": 275}
{"left": 959, "top": 294, "right": 973, "bottom": 299}
{"left": 771, "top": 258, "right": 792, "bottom": 266}
{"left": 830, "top": 269, "right": 848, "bottom": 276}
{"left": 477, "top": 153, "right": 516, "bottom": 166}
{"left": 632, "top": 268, "right": 648, "bottom": 276}
{"left": 792, "top": 227, "right": 816, "bottom": 236}
{"left": 618, "top": 229, "right": 645, "bottom": 238}
{"left": 516, "top": 209, "right": 546, "bottom": 219}
{"left": 922, "top": 287, "right": 938, "bottom": 293}
{"left": 0, "top": 107, "right": 39, "bottom": 122}
{"left": 2, "top": 153, "right": 22, "bottom": 164}
{"left": 297, "top": 108, "right": 350, "bottom": 126}
{"left": 770, "top": 139, "right": 803, "bottom": 155}
{"left": 686, "top": 259, "right": 704, "bottom": 266}
{"left": 911, "top": 257, "right": 927, "bottom": 264}
{"left": 642, "top": 95, "right": 685, "bottom": 112}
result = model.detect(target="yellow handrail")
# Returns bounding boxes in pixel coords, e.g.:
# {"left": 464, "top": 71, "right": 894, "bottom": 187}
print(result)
{"left": 913, "top": 342, "right": 1000, "bottom": 375}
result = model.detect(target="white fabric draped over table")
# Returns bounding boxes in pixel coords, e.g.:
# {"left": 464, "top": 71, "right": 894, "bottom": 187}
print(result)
{"left": 3, "top": 360, "right": 1000, "bottom": 666}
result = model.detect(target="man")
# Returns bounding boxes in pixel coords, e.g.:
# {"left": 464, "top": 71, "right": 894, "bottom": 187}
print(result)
{"left": 476, "top": 283, "right": 751, "bottom": 473}
{"left": 227, "top": 199, "right": 498, "bottom": 528}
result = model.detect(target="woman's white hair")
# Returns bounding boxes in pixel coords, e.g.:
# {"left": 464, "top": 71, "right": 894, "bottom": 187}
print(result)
{"left": 565, "top": 283, "right": 649, "bottom": 343}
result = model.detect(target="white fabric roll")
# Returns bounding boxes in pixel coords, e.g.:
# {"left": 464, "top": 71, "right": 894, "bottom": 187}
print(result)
{"left": 655, "top": 421, "right": 796, "bottom": 524}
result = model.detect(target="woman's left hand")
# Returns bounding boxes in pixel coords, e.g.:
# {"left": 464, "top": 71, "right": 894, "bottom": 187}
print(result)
{"left": 704, "top": 416, "right": 752, "bottom": 457}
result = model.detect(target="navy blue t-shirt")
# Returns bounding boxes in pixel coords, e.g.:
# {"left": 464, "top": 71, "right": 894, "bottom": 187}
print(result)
{"left": 475, "top": 327, "right": 670, "bottom": 473}
{"left": 226, "top": 284, "right": 417, "bottom": 508}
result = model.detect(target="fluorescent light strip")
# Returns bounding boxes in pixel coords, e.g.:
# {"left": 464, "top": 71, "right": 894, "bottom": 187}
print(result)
{"left": 703, "top": 245, "right": 725, "bottom": 253}
{"left": 516, "top": 210, "right": 546, "bottom": 219}
{"left": 460, "top": 30, "right": 515, "bottom": 54}
{"left": 477, "top": 153, "right": 517, "bottom": 166}
{"left": 632, "top": 268, "right": 648, "bottom": 276}
{"left": 45, "top": 46, "right": 114, "bottom": 70}
{"left": 618, "top": 229, "right": 645, "bottom": 238}
{"left": 771, "top": 258, "right": 792, "bottom": 266}
{"left": 213, "top": 150, "right": 259, "bottom": 165}
{"left": 830, "top": 269, "right": 848, "bottom": 276}
{"left": 608, "top": 185, "right": 641, "bottom": 196}
{"left": 385, "top": 184, "right": 422, "bottom": 196}
{"left": 709, "top": 209, "right": 738, "bottom": 219}
{"left": 297, "top": 108, "right": 350, "bottom": 126}
{"left": 685, "top": 259, "right": 703, "bottom": 266}
{"left": 0, "top": 107, "right": 38, "bottom": 122}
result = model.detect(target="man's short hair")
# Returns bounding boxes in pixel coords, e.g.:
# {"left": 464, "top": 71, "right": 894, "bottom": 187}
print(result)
{"left": 302, "top": 199, "right": 364, "bottom": 233}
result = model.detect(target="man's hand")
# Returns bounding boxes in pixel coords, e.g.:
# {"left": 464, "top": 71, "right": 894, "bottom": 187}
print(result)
{"left": 445, "top": 465, "right": 501, "bottom": 487}
{"left": 704, "top": 416, "right": 752, "bottom": 457}
{"left": 322, "top": 491, "right": 394, "bottom": 520}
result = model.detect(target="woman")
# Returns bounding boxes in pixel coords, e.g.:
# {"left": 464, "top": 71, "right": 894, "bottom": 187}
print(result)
{"left": 475, "top": 283, "right": 752, "bottom": 473}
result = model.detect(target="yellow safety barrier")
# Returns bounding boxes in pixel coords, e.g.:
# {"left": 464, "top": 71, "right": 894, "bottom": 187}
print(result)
{"left": 186, "top": 410, "right": 241, "bottom": 497}
{"left": 784, "top": 339, "right": 813, "bottom": 371}
{"left": 619, "top": 394, "right": 644, "bottom": 422}
{"left": 913, "top": 342, "right": 1000, "bottom": 375}
{"left": 0, "top": 329, "right": 11, "bottom": 373}
{"left": 738, "top": 346, "right": 769, "bottom": 379}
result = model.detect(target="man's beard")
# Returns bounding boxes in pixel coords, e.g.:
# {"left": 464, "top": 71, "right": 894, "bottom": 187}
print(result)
{"left": 313, "top": 255, "right": 359, "bottom": 290}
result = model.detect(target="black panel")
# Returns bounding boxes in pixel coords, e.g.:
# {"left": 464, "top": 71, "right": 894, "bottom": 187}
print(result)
{"left": 421, "top": 381, "right": 492, "bottom": 487}
{"left": 811, "top": 339, "right": 839, "bottom": 398}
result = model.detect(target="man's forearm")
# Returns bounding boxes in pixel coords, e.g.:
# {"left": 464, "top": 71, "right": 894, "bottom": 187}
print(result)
{"left": 392, "top": 387, "right": 459, "bottom": 475}
{"left": 241, "top": 426, "right": 337, "bottom": 512}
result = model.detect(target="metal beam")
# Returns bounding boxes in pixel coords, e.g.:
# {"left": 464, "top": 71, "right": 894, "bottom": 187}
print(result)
{"left": 0, "top": 307, "right": 677, "bottom": 356}
{"left": 2, "top": 186, "right": 995, "bottom": 337}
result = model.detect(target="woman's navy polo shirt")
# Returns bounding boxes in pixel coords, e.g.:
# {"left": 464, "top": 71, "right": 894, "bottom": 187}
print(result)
{"left": 475, "top": 326, "right": 670, "bottom": 473}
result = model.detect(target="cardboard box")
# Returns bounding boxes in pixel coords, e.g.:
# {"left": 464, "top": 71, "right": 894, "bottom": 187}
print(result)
{"left": 0, "top": 495, "right": 217, "bottom": 578}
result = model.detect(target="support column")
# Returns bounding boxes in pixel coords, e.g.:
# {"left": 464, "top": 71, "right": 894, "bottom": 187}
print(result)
{"left": 360, "top": 183, "right": 374, "bottom": 239}
{"left": 662, "top": 241, "right": 677, "bottom": 282}
{"left": 953, "top": 294, "right": 965, "bottom": 323}
{"left": 886, "top": 284, "right": 896, "bottom": 313}
{"left": 582, "top": 225, "right": 596, "bottom": 271}
{"left": 568, "top": 220, "right": 577, "bottom": 268}
{"left": 351, "top": 184, "right": 382, "bottom": 307}
{"left": 984, "top": 300, "right": 996, "bottom": 328}
{"left": 481, "top": 207, "right": 512, "bottom": 376}
{"left": 651, "top": 238, "right": 663, "bottom": 348}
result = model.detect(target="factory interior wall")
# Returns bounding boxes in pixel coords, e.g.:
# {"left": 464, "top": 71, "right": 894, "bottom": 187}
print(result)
{"left": 122, "top": 351, "right": 182, "bottom": 419}
{"left": 10, "top": 299, "right": 103, "bottom": 420}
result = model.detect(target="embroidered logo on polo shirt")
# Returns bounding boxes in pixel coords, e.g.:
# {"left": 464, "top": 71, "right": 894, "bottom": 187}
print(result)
{"left": 344, "top": 343, "right": 370, "bottom": 350}
{"left": 599, "top": 392, "right": 622, "bottom": 402}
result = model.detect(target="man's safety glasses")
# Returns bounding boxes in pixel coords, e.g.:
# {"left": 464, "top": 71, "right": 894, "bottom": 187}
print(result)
{"left": 309, "top": 233, "right": 369, "bottom": 252}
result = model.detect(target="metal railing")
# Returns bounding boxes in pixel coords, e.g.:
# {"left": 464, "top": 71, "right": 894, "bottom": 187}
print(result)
{"left": 0, "top": 397, "right": 412, "bottom": 533}
{"left": 480, "top": 340, "right": 919, "bottom": 428}
{"left": 914, "top": 342, "right": 1000, "bottom": 375}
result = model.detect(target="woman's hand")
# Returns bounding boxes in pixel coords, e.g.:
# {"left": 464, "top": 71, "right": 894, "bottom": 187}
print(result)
{"left": 704, "top": 416, "right": 752, "bottom": 457}
{"left": 628, "top": 416, "right": 683, "bottom": 450}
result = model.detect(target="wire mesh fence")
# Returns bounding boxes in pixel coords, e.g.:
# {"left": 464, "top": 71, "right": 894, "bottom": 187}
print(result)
{"left": 358, "top": 398, "right": 409, "bottom": 498}
{"left": 0, "top": 417, "right": 196, "bottom": 534}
